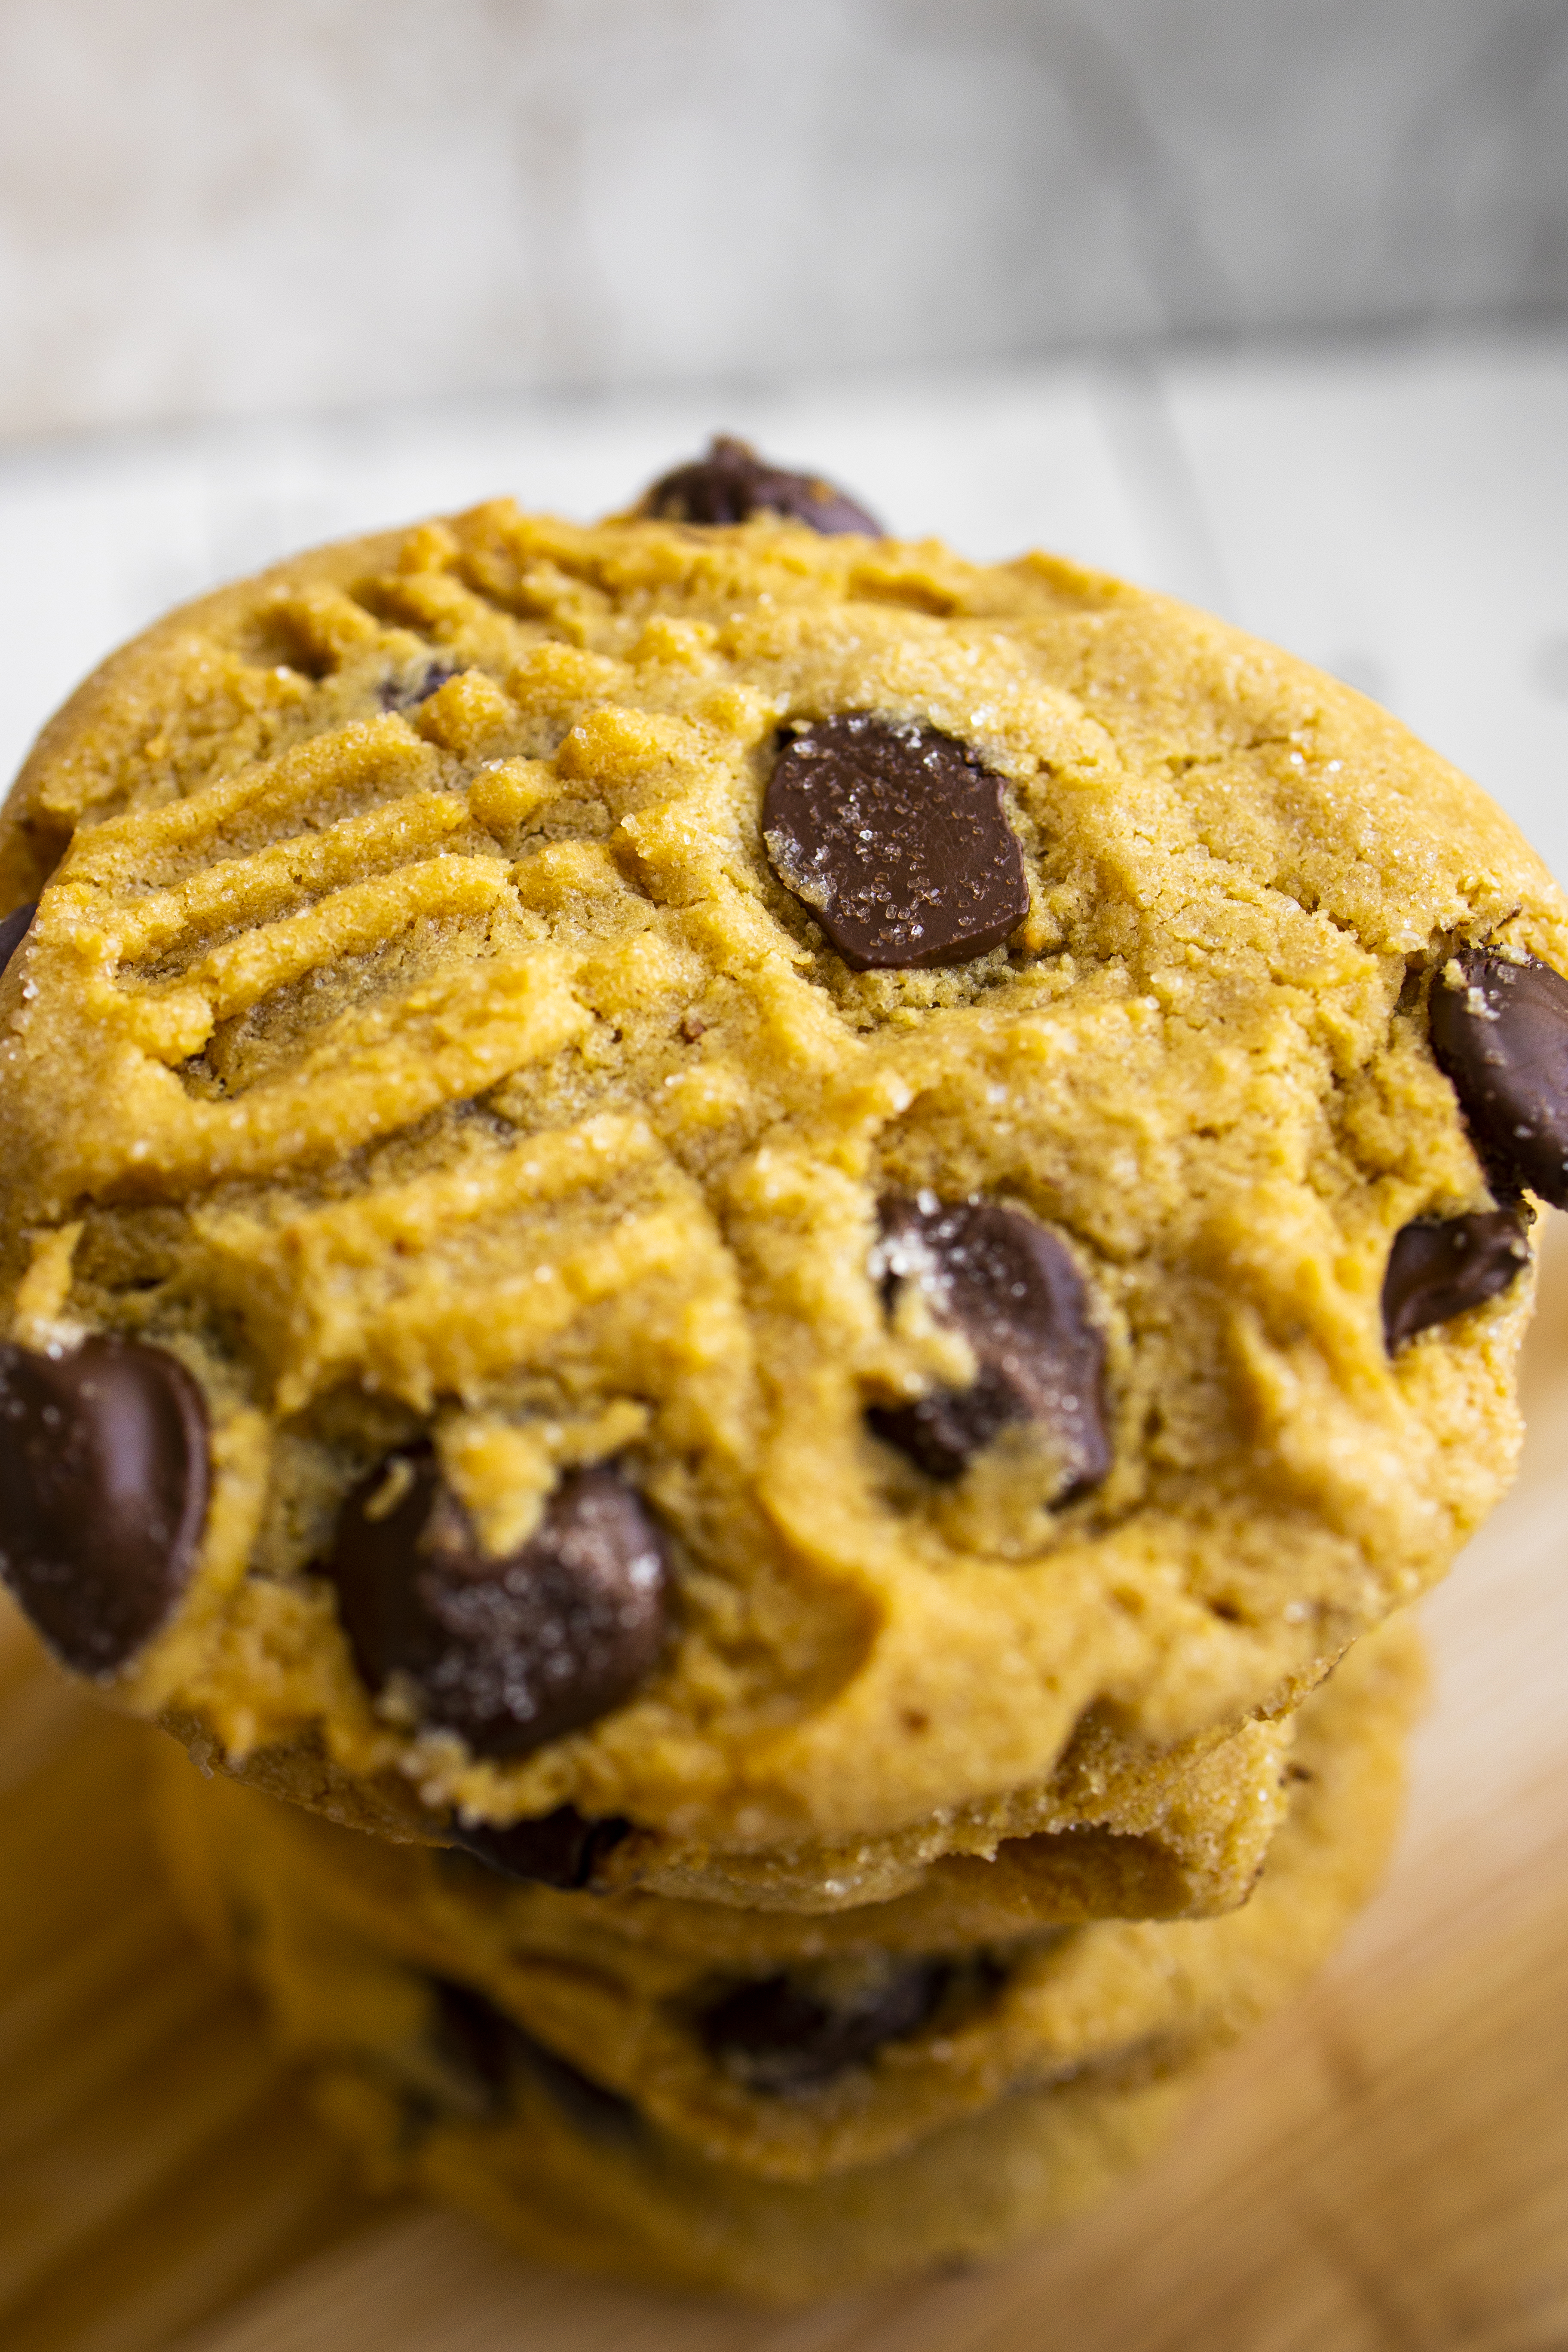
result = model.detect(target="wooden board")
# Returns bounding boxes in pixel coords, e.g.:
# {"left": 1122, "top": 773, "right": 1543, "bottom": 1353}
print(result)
{"left": 3, "top": 1228, "right": 1567, "bottom": 2352}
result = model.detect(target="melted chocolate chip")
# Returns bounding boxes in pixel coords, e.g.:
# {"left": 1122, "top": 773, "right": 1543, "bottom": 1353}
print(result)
{"left": 764, "top": 717, "right": 1029, "bottom": 970}
{"left": 643, "top": 436, "right": 881, "bottom": 536}
{"left": 0, "top": 901, "right": 37, "bottom": 976}
{"left": 0, "top": 1337, "right": 210, "bottom": 1675}
{"left": 1428, "top": 947, "right": 1568, "bottom": 1207}
{"left": 1382, "top": 1208, "right": 1531, "bottom": 1351}
{"left": 698, "top": 1960, "right": 952, "bottom": 2094}
{"left": 447, "top": 1804, "right": 633, "bottom": 1890}
{"left": 321, "top": 1454, "right": 669, "bottom": 1759}
{"left": 867, "top": 1197, "right": 1111, "bottom": 1491}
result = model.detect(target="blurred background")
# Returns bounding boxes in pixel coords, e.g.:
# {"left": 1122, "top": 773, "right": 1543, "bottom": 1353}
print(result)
{"left": 0, "top": 0, "right": 1565, "bottom": 864}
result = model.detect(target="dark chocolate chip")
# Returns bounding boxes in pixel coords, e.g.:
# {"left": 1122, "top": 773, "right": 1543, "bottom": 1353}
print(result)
{"left": 320, "top": 1453, "right": 669, "bottom": 1760}
{"left": 0, "top": 1336, "right": 210, "bottom": 1675}
{"left": 697, "top": 1960, "right": 952, "bottom": 2095}
{"left": 447, "top": 1804, "right": 633, "bottom": 1890}
{"left": 764, "top": 717, "right": 1029, "bottom": 971}
{"left": 643, "top": 436, "right": 881, "bottom": 536}
{"left": 867, "top": 1196, "right": 1111, "bottom": 1492}
{"left": 1382, "top": 1207, "right": 1531, "bottom": 1351}
{"left": 1428, "top": 947, "right": 1568, "bottom": 1207}
{"left": 379, "top": 662, "right": 457, "bottom": 711}
{"left": 0, "top": 901, "right": 37, "bottom": 976}
{"left": 868, "top": 1376, "right": 1018, "bottom": 1483}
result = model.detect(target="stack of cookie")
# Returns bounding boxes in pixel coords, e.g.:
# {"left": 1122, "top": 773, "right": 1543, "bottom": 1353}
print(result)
{"left": 1, "top": 441, "right": 1563, "bottom": 2299}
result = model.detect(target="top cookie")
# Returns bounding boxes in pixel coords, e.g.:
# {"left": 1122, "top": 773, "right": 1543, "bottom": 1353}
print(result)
{"left": 0, "top": 441, "right": 1560, "bottom": 1852}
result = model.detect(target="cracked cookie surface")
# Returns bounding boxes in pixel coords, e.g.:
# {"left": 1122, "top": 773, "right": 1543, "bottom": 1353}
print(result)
{"left": 0, "top": 490, "right": 1556, "bottom": 1851}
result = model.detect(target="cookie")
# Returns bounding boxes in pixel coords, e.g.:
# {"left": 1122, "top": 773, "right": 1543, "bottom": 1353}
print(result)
{"left": 0, "top": 458, "right": 1556, "bottom": 1859}
{"left": 156, "top": 1617, "right": 1421, "bottom": 2184}
{"left": 242, "top": 1932, "right": 1199, "bottom": 2301}
{"left": 150, "top": 1812, "right": 1199, "bottom": 2301}
{"left": 188, "top": 1701, "right": 1300, "bottom": 1971}
{"left": 172, "top": 1664, "right": 1298, "bottom": 1933}
{"left": 477, "top": 1697, "right": 1298, "bottom": 1925}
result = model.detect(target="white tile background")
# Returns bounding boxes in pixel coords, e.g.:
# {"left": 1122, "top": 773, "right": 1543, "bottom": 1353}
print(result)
{"left": 3, "top": 337, "right": 1565, "bottom": 877}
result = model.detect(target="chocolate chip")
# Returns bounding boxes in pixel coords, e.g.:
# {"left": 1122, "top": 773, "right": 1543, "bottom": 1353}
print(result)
{"left": 0, "top": 1337, "right": 210, "bottom": 1675}
{"left": 764, "top": 717, "right": 1029, "bottom": 971}
{"left": 697, "top": 1960, "right": 952, "bottom": 2095}
{"left": 321, "top": 1454, "right": 669, "bottom": 1759}
{"left": 447, "top": 1804, "right": 633, "bottom": 1890}
{"left": 1382, "top": 1207, "right": 1531, "bottom": 1351}
{"left": 643, "top": 436, "right": 881, "bottom": 536}
{"left": 1428, "top": 947, "right": 1568, "bottom": 1207}
{"left": 867, "top": 1197, "right": 1111, "bottom": 1491}
{"left": 379, "top": 662, "right": 456, "bottom": 711}
{"left": 0, "top": 901, "right": 37, "bottom": 976}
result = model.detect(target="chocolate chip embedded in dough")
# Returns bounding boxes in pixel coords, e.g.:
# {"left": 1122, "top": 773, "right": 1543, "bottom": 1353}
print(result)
{"left": 0, "top": 1336, "right": 210, "bottom": 1675}
{"left": 321, "top": 1454, "right": 670, "bottom": 1760}
{"left": 697, "top": 1960, "right": 952, "bottom": 2094}
{"left": 447, "top": 1804, "right": 633, "bottom": 1890}
{"left": 0, "top": 901, "right": 37, "bottom": 976}
{"left": 379, "top": 661, "right": 456, "bottom": 711}
{"left": 867, "top": 1196, "right": 1111, "bottom": 1492}
{"left": 643, "top": 436, "right": 882, "bottom": 536}
{"left": 764, "top": 717, "right": 1029, "bottom": 971}
{"left": 1381, "top": 1208, "right": 1531, "bottom": 1352}
{"left": 1428, "top": 947, "right": 1568, "bottom": 1207}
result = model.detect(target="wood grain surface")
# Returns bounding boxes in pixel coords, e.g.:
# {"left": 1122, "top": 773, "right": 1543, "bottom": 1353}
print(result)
{"left": 2, "top": 1228, "right": 1565, "bottom": 2352}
